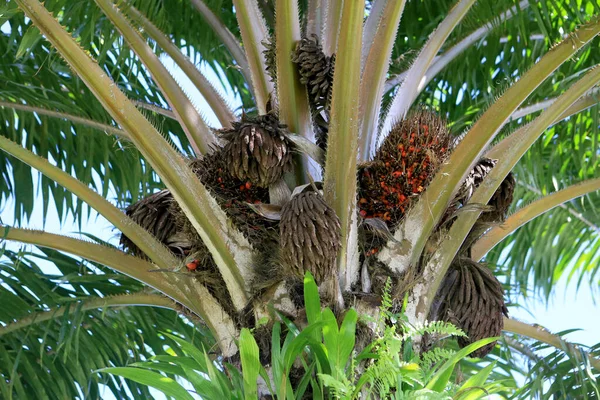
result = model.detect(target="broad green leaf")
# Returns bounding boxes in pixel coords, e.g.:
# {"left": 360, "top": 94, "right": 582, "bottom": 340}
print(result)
{"left": 455, "top": 362, "right": 496, "bottom": 400}
{"left": 239, "top": 328, "right": 260, "bottom": 400}
{"left": 162, "top": 332, "right": 209, "bottom": 371}
{"left": 203, "top": 351, "right": 233, "bottom": 398}
{"left": 338, "top": 309, "right": 358, "bottom": 368}
{"left": 282, "top": 322, "right": 324, "bottom": 371}
{"left": 306, "top": 338, "right": 332, "bottom": 376}
{"left": 427, "top": 337, "right": 499, "bottom": 392}
{"left": 304, "top": 271, "right": 322, "bottom": 327}
{"left": 98, "top": 367, "right": 195, "bottom": 400}
{"left": 181, "top": 366, "right": 224, "bottom": 400}
{"left": 321, "top": 308, "right": 339, "bottom": 370}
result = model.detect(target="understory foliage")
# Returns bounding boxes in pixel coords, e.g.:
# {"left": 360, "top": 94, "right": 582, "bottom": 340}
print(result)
{"left": 103, "top": 274, "right": 502, "bottom": 400}
{"left": 0, "top": 0, "right": 599, "bottom": 398}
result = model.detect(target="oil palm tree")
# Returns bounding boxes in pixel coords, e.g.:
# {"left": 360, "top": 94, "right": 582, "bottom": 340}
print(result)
{"left": 0, "top": 0, "right": 599, "bottom": 398}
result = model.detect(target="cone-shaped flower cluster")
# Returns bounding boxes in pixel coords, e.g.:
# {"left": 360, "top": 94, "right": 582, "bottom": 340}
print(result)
{"left": 436, "top": 257, "right": 508, "bottom": 357}
{"left": 358, "top": 111, "right": 452, "bottom": 227}
{"left": 292, "top": 35, "right": 335, "bottom": 112}
{"left": 280, "top": 190, "right": 341, "bottom": 284}
{"left": 219, "top": 113, "right": 293, "bottom": 188}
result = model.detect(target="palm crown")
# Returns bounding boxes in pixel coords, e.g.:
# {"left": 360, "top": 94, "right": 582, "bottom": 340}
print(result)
{"left": 0, "top": 0, "right": 599, "bottom": 398}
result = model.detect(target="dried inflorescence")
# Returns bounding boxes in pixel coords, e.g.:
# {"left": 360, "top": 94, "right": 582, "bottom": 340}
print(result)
{"left": 435, "top": 257, "right": 507, "bottom": 357}
{"left": 313, "top": 110, "right": 330, "bottom": 152}
{"left": 445, "top": 158, "right": 515, "bottom": 225}
{"left": 218, "top": 113, "right": 294, "bottom": 188}
{"left": 176, "top": 149, "right": 276, "bottom": 253}
{"left": 280, "top": 190, "right": 341, "bottom": 286}
{"left": 458, "top": 158, "right": 498, "bottom": 205}
{"left": 483, "top": 171, "right": 515, "bottom": 223}
{"left": 119, "top": 189, "right": 191, "bottom": 258}
{"left": 358, "top": 110, "right": 452, "bottom": 228}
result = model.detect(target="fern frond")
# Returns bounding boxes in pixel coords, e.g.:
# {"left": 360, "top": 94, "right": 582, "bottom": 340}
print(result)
{"left": 403, "top": 320, "right": 467, "bottom": 341}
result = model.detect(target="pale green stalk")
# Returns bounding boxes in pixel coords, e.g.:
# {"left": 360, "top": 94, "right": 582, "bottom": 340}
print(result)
{"left": 361, "top": 0, "right": 388, "bottom": 72}
{"left": 509, "top": 87, "right": 598, "bottom": 122}
{"left": 0, "top": 135, "right": 178, "bottom": 268}
{"left": 0, "top": 101, "right": 127, "bottom": 139}
{"left": 231, "top": 0, "right": 272, "bottom": 113}
{"left": 358, "top": 0, "right": 407, "bottom": 161}
{"left": 0, "top": 227, "right": 183, "bottom": 308}
{"left": 378, "top": 20, "right": 600, "bottom": 277}
{"left": 132, "top": 100, "right": 176, "bottom": 119}
{"left": 125, "top": 4, "right": 235, "bottom": 127}
{"left": 488, "top": 89, "right": 600, "bottom": 159}
{"left": 323, "top": 0, "right": 365, "bottom": 291}
{"left": 0, "top": 293, "right": 178, "bottom": 336}
{"left": 189, "top": 0, "right": 252, "bottom": 88}
{"left": 384, "top": 0, "right": 530, "bottom": 93}
{"left": 472, "top": 179, "right": 600, "bottom": 260}
{"left": 0, "top": 226, "right": 239, "bottom": 355}
{"left": 323, "top": 0, "right": 343, "bottom": 56}
{"left": 381, "top": 0, "right": 477, "bottom": 137}
{"left": 95, "top": 0, "right": 214, "bottom": 155}
{"left": 275, "top": 0, "right": 314, "bottom": 183}
{"left": 518, "top": 181, "right": 600, "bottom": 233}
{"left": 16, "top": 0, "right": 253, "bottom": 311}
{"left": 306, "top": 0, "right": 326, "bottom": 39}
{"left": 504, "top": 318, "right": 600, "bottom": 370}
{"left": 287, "top": 134, "right": 325, "bottom": 166}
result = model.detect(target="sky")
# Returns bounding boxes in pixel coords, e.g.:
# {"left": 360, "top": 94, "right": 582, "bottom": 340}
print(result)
{"left": 0, "top": 23, "right": 599, "bottom": 398}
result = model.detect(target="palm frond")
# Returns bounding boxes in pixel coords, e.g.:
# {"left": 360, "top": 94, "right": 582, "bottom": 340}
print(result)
{"left": 0, "top": 247, "right": 212, "bottom": 399}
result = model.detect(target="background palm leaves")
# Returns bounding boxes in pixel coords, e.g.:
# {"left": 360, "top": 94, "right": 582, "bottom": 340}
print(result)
{"left": 0, "top": 0, "right": 599, "bottom": 398}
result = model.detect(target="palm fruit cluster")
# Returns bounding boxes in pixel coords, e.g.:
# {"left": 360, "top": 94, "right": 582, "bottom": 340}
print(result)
{"left": 218, "top": 112, "right": 293, "bottom": 188}
{"left": 431, "top": 158, "right": 514, "bottom": 356}
{"left": 280, "top": 189, "right": 341, "bottom": 286}
{"left": 436, "top": 257, "right": 508, "bottom": 357}
{"left": 120, "top": 189, "right": 191, "bottom": 258}
{"left": 358, "top": 110, "right": 452, "bottom": 228}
